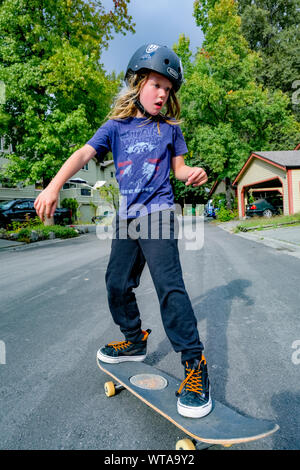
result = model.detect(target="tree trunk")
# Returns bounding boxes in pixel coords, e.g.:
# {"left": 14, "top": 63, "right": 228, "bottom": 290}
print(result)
{"left": 225, "top": 177, "right": 232, "bottom": 209}
{"left": 42, "top": 176, "right": 52, "bottom": 189}
{"left": 44, "top": 216, "right": 54, "bottom": 226}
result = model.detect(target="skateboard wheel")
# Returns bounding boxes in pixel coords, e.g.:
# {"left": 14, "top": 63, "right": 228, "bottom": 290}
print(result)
{"left": 223, "top": 444, "right": 233, "bottom": 448}
{"left": 176, "top": 439, "right": 196, "bottom": 450}
{"left": 104, "top": 381, "right": 116, "bottom": 397}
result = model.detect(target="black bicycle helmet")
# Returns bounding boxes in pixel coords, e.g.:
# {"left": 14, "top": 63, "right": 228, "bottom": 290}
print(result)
{"left": 125, "top": 43, "right": 183, "bottom": 92}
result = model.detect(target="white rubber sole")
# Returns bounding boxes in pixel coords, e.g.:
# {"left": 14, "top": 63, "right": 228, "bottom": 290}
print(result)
{"left": 97, "top": 349, "right": 146, "bottom": 364}
{"left": 177, "top": 395, "right": 212, "bottom": 418}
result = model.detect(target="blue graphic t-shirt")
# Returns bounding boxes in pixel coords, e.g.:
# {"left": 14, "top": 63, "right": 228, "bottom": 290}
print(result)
{"left": 86, "top": 117, "right": 188, "bottom": 219}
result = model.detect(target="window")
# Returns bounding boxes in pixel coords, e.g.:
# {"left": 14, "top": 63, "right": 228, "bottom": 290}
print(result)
{"left": 63, "top": 183, "right": 76, "bottom": 189}
{"left": 14, "top": 201, "right": 31, "bottom": 210}
{"left": 0, "top": 200, "right": 14, "bottom": 210}
{"left": 80, "top": 188, "right": 91, "bottom": 196}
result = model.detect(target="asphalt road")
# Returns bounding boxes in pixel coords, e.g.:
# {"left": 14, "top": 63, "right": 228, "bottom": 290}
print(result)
{"left": 0, "top": 219, "right": 299, "bottom": 450}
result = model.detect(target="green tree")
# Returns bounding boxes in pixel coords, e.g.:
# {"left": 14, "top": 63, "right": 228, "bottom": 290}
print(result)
{"left": 172, "top": 35, "right": 209, "bottom": 207}
{"left": 239, "top": 0, "right": 300, "bottom": 119}
{"left": 0, "top": 0, "right": 134, "bottom": 187}
{"left": 99, "top": 183, "right": 119, "bottom": 211}
{"left": 61, "top": 197, "right": 79, "bottom": 223}
{"left": 175, "top": 0, "right": 300, "bottom": 207}
{"left": 194, "top": 0, "right": 300, "bottom": 119}
{"left": 193, "top": 0, "right": 218, "bottom": 34}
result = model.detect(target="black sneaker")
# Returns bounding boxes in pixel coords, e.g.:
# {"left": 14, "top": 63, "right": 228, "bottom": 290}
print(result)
{"left": 176, "top": 356, "right": 212, "bottom": 418}
{"left": 97, "top": 329, "right": 151, "bottom": 363}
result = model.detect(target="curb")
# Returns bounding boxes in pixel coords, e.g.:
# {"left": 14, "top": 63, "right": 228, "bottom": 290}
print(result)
{"left": 236, "top": 220, "right": 300, "bottom": 232}
{"left": 0, "top": 235, "right": 78, "bottom": 252}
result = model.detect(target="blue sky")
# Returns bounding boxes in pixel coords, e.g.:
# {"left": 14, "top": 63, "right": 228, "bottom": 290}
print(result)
{"left": 100, "top": 0, "right": 204, "bottom": 75}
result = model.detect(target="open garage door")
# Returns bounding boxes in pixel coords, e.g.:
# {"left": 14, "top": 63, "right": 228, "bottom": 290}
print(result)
{"left": 244, "top": 177, "right": 283, "bottom": 216}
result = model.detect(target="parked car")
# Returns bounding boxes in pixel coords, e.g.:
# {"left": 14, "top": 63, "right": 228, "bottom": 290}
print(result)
{"left": 246, "top": 198, "right": 280, "bottom": 218}
{"left": 92, "top": 210, "right": 115, "bottom": 224}
{"left": 0, "top": 198, "right": 72, "bottom": 228}
{"left": 204, "top": 200, "right": 217, "bottom": 218}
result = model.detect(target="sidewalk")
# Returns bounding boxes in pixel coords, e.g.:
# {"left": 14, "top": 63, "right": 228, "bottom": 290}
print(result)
{"left": 218, "top": 220, "right": 300, "bottom": 259}
{"left": 0, "top": 236, "right": 71, "bottom": 251}
{"left": 0, "top": 238, "right": 26, "bottom": 250}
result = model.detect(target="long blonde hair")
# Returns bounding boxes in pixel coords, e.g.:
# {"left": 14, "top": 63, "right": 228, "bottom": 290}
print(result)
{"left": 108, "top": 72, "right": 182, "bottom": 126}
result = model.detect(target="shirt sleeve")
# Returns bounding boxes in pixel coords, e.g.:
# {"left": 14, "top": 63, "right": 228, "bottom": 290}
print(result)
{"left": 172, "top": 125, "right": 188, "bottom": 157}
{"left": 86, "top": 120, "right": 113, "bottom": 162}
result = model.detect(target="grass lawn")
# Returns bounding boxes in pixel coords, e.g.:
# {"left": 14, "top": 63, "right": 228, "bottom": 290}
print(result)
{"left": 234, "top": 212, "right": 300, "bottom": 232}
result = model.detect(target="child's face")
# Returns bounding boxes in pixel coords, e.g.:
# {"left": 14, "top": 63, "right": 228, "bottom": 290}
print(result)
{"left": 138, "top": 71, "right": 172, "bottom": 117}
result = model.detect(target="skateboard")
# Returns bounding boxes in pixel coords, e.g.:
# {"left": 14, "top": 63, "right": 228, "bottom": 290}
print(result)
{"left": 97, "top": 358, "right": 279, "bottom": 450}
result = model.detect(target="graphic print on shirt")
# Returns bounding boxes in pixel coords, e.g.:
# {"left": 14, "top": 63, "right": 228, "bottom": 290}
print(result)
{"left": 117, "top": 125, "right": 162, "bottom": 196}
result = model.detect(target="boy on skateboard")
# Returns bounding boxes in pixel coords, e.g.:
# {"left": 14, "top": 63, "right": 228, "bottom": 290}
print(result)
{"left": 34, "top": 44, "right": 212, "bottom": 419}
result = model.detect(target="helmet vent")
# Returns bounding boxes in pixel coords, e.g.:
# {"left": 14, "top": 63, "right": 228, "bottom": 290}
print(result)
{"left": 164, "top": 59, "right": 170, "bottom": 65}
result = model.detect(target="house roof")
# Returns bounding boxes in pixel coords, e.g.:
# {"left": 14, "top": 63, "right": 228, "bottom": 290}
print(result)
{"left": 208, "top": 180, "right": 219, "bottom": 198}
{"left": 100, "top": 159, "right": 114, "bottom": 168}
{"left": 233, "top": 150, "right": 300, "bottom": 185}
{"left": 92, "top": 158, "right": 114, "bottom": 167}
{"left": 253, "top": 151, "right": 300, "bottom": 168}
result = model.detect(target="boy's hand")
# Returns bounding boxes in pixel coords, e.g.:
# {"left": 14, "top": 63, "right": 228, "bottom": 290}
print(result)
{"left": 34, "top": 188, "right": 59, "bottom": 222}
{"left": 185, "top": 167, "right": 208, "bottom": 187}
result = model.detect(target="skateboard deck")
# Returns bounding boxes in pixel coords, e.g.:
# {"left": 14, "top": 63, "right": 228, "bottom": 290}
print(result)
{"left": 97, "top": 358, "right": 279, "bottom": 449}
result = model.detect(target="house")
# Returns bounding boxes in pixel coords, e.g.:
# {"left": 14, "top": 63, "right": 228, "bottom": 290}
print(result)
{"left": 232, "top": 145, "right": 300, "bottom": 218}
{"left": 0, "top": 137, "right": 117, "bottom": 222}
{"left": 208, "top": 178, "right": 236, "bottom": 203}
{"left": 61, "top": 159, "right": 117, "bottom": 222}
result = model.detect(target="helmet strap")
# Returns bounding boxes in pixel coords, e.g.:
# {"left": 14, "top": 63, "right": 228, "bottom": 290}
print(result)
{"left": 134, "top": 99, "right": 166, "bottom": 122}
{"left": 134, "top": 99, "right": 154, "bottom": 119}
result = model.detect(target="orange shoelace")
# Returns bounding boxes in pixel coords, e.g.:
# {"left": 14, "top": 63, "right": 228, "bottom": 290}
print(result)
{"left": 107, "top": 340, "right": 132, "bottom": 351}
{"left": 107, "top": 330, "right": 149, "bottom": 351}
{"left": 176, "top": 359, "right": 206, "bottom": 396}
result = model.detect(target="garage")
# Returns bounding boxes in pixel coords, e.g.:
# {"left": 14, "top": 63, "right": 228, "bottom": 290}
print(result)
{"left": 233, "top": 148, "right": 300, "bottom": 219}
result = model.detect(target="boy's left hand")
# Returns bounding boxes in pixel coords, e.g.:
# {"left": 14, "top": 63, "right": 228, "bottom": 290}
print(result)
{"left": 185, "top": 167, "right": 208, "bottom": 187}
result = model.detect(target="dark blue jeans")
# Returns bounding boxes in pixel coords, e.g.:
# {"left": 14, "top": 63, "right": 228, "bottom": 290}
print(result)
{"left": 105, "top": 210, "right": 204, "bottom": 364}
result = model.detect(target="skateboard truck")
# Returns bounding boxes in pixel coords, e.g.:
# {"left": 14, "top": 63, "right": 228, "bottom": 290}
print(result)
{"left": 104, "top": 381, "right": 125, "bottom": 397}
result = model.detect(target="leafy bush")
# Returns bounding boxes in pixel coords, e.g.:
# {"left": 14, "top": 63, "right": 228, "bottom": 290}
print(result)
{"left": 13, "top": 227, "right": 32, "bottom": 243}
{"left": 216, "top": 207, "right": 236, "bottom": 222}
{"left": 5, "top": 224, "right": 79, "bottom": 243}
{"left": 61, "top": 198, "right": 79, "bottom": 223}
{"left": 212, "top": 193, "right": 227, "bottom": 209}
{"left": 8, "top": 214, "right": 41, "bottom": 231}
{"left": 39, "top": 225, "right": 79, "bottom": 239}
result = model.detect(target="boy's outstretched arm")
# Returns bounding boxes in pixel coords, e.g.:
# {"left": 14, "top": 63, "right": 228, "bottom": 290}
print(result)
{"left": 171, "top": 155, "right": 208, "bottom": 187}
{"left": 34, "top": 144, "right": 97, "bottom": 221}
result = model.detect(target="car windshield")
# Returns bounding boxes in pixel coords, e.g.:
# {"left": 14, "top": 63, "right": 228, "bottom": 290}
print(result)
{"left": 0, "top": 200, "right": 14, "bottom": 210}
